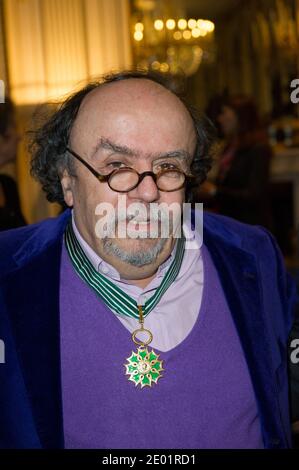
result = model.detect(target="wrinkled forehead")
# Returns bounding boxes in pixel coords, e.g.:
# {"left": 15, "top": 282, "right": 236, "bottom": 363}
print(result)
{"left": 69, "top": 79, "right": 196, "bottom": 154}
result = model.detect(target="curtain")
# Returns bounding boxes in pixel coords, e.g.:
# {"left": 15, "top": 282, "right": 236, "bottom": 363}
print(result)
{"left": 2, "top": 0, "right": 132, "bottom": 222}
{"left": 0, "top": 0, "right": 7, "bottom": 89}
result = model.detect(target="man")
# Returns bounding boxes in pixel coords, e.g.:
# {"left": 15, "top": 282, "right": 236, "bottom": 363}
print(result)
{"left": 0, "top": 97, "right": 26, "bottom": 230}
{"left": 0, "top": 71, "right": 296, "bottom": 449}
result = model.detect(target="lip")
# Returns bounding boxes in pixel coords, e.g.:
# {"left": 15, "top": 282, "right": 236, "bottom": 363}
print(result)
{"left": 116, "top": 219, "right": 164, "bottom": 237}
{"left": 117, "top": 219, "right": 161, "bottom": 229}
{"left": 130, "top": 220, "right": 151, "bottom": 224}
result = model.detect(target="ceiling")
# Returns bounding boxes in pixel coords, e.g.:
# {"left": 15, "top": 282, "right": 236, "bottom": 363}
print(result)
{"left": 184, "top": 0, "right": 243, "bottom": 19}
{"left": 133, "top": 0, "right": 244, "bottom": 21}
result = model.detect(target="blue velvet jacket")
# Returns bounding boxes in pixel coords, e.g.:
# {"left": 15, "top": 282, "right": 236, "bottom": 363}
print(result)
{"left": 0, "top": 209, "right": 296, "bottom": 448}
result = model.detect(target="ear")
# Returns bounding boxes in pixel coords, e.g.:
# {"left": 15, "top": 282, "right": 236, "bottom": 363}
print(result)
{"left": 60, "top": 169, "right": 74, "bottom": 207}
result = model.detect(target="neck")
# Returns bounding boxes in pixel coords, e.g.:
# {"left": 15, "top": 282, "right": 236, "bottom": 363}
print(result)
{"left": 123, "top": 271, "right": 157, "bottom": 289}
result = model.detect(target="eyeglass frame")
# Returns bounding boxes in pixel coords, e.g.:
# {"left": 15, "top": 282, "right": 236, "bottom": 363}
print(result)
{"left": 66, "top": 146, "right": 195, "bottom": 193}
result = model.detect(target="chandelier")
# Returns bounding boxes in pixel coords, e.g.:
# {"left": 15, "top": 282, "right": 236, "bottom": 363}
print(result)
{"left": 131, "top": 0, "right": 215, "bottom": 77}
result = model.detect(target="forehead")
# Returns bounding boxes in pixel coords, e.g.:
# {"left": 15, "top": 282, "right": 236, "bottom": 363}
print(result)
{"left": 69, "top": 79, "right": 196, "bottom": 157}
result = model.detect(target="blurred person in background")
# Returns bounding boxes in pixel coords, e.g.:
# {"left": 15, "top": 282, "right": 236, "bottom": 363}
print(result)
{"left": 197, "top": 95, "right": 272, "bottom": 228}
{"left": 0, "top": 97, "right": 26, "bottom": 231}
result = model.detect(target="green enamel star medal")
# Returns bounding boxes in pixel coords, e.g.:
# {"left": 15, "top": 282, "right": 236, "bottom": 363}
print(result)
{"left": 125, "top": 305, "right": 164, "bottom": 388}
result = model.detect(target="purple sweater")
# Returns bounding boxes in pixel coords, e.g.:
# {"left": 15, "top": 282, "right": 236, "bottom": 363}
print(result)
{"left": 60, "top": 243, "right": 264, "bottom": 449}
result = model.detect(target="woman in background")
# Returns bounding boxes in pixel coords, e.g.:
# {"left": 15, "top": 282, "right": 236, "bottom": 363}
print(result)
{"left": 0, "top": 98, "right": 26, "bottom": 231}
{"left": 199, "top": 95, "right": 272, "bottom": 228}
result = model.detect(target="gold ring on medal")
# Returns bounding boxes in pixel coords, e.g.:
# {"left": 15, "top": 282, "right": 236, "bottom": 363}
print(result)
{"left": 132, "top": 328, "right": 153, "bottom": 346}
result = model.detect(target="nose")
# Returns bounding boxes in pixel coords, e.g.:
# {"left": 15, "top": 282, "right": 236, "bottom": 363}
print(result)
{"left": 128, "top": 173, "right": 159, "bottom": 203}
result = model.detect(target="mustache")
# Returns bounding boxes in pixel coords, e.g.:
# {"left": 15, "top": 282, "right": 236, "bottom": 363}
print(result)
{"left": 94, "top": 200, "right": 182, "bottom": 239}
{"left": 115, "top": 207, "right": 170, "bottom": 224}
{"left": 101, "top": 206, "right": 173, "bottom": 239}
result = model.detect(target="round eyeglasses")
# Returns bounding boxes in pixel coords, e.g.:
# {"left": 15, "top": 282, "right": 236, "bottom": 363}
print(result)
{"left": 66, "top": 147, "right": 194, "bottom": 193}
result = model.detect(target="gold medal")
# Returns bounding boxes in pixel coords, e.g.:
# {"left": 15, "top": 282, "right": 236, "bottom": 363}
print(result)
{"left": 124, "top": 306, "right": 164, "bottom": 388}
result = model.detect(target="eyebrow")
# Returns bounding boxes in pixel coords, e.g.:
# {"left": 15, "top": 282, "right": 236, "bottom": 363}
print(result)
{"left": 91, "top": 137, "right": 192, "bottom": 162}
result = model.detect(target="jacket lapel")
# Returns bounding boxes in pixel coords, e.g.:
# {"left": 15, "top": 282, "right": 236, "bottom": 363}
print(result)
{"left": 203, "top": 219, "right": 287, "bottom": 448}
{"left": 2, "top": 210, "right": 71, "bottom": 448}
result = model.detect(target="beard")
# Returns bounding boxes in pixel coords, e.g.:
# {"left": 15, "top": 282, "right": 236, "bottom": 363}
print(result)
{"left": 102, "top": 236, "right": 168, "bottom": 267}
{"left": 98, "top": 202, "right": 178, "bottom": 267}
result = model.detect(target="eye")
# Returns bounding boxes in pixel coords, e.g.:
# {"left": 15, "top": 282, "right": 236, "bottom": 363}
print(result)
{"left": 106, "top": 161, "right": 127, "bottom": 169}
{"left": 98, "top": 161, "right": 129, "bottom": 175}
{"left": 155, "top": 162, "right": 181, "bottom": 171}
